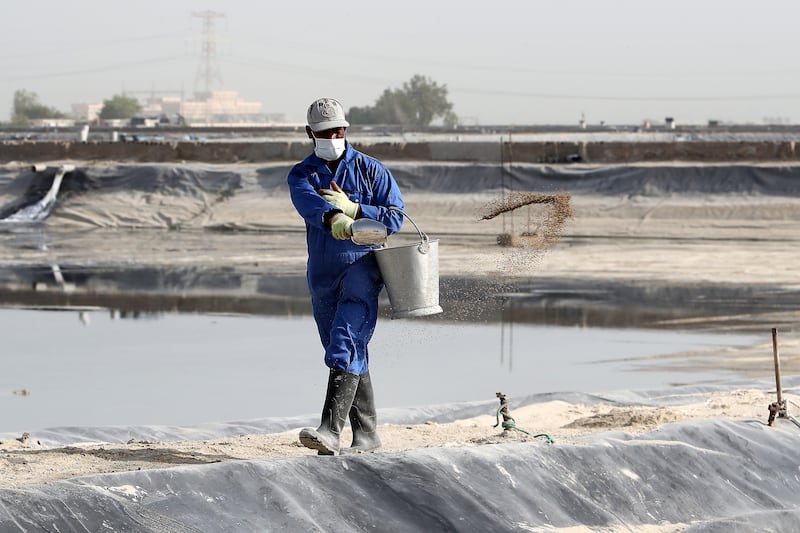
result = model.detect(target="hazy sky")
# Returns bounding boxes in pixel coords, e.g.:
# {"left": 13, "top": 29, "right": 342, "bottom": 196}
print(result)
{"left": 2, "top": 0, "right": 798, "bottom": 126}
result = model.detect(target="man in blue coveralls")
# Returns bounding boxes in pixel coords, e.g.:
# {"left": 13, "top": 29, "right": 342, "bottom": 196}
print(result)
{"left": 288, "top": 97, "right": 405, "bottom": 455}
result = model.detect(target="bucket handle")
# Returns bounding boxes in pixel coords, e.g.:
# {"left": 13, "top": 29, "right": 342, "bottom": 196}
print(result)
{"left": 388, "top": 206, "right": 430, "bottom": 254}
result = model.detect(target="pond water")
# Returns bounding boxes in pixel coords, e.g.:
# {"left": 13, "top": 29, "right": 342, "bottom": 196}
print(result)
{"left": 0, "top": 308, "right": 759, "bottom": 434}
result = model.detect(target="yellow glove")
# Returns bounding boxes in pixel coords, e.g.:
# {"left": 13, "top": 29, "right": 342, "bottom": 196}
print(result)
{"left": 330, "top": 213, "right": 355, "bottom": 240}
{"left": 319, "top": 181, "right": 360, "bottom": 219}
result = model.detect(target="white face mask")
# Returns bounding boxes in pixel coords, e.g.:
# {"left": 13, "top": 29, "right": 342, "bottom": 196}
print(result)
{"left": 314, "top": 137, "right": 346, "bottom": 161}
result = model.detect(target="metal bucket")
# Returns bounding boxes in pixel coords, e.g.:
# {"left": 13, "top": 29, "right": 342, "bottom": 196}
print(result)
{"left": 373, "top": 210, "right": 443, "bottom": 319}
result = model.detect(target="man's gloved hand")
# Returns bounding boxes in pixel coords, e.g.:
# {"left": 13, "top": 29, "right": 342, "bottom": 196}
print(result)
{"left": 319, "top": 182, "right": 360, "bottom": 219}
{"left": 330, "top": 213, "right": 355, "bottom": 240}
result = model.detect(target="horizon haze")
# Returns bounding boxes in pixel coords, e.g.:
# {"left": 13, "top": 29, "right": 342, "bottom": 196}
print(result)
{"left": 2, "top": 0, "right": 799, "bottom": 126}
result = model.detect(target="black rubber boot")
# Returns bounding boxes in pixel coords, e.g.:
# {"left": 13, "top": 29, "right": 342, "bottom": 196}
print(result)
{"left": 299, "top": 368, "right": 359, "bottom": 455}
{"left": 343, "top": 371, "right": 382, "bottom": 454}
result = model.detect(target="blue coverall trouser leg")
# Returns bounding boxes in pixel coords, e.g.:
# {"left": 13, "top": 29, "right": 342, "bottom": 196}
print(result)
{"left": 310, "top": 254, "right": 382, "bottom": 375}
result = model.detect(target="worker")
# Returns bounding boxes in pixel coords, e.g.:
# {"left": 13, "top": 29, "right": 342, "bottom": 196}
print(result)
{"left": 287, "top": 97, "right": 405, "bottom": 455}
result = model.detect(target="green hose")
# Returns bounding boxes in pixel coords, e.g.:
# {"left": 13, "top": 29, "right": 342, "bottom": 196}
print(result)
{"left": 494, "top": 405, "right": 555, "bottom": 444}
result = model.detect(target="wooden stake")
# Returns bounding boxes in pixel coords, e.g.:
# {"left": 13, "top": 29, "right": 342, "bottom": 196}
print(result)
{"left": 773, "top": 327, "right": 783, "bottom": 405}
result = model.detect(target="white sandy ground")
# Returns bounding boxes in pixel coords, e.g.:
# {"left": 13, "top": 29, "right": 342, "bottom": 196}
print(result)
{"left": 1, "top": 161, "right": 800, "bottom": 493}
{"left": 0, "top": 388, "right": 787, "bottom": 490}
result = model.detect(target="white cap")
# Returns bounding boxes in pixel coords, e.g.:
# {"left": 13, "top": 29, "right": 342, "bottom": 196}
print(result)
{"left": 307, "top": 98, "right": 350, "bottom": 132}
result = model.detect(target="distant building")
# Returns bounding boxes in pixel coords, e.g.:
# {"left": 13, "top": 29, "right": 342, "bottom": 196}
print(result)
{"left": 129, "top": 116, "right": 162, "bottom": 128}
{"left": 155, "top": 96, "right": 183, "bottom": 117}
{"left": 174, "top": 90, "right": 264, "bottom": 126}
{"left": 72, "top": 90, "right": 283, "bottom": 127}
{"left": 140, "top": 97, "right": 171, "bottom": 117}
{"left": 29, "top": 118, "right": 76, "bottom": 128}
{"left": 71, "top": 102, "right": 104, "bottom": 123}
{"left": 102, "top": 119, "right": 128, "bottom": 128}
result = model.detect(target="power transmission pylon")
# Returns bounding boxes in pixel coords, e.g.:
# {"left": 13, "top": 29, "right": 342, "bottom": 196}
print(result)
{"left": 192, "top": 10, "right": 225, "bottom": 98}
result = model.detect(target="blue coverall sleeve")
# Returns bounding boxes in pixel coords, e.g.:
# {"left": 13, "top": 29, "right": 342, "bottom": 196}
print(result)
{"left": 287, "top": 163, "right": 336, "bottom": 229}
{"left": 356, "top": 159, "right": 405, "bottom": 236}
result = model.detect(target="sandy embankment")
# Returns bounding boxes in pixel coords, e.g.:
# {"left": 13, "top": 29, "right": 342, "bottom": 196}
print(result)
{"left": 0, "top": 387, "right": 788, "bottom": 489}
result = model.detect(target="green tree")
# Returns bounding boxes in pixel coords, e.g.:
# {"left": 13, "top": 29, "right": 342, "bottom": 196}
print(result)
{"left": 10, "top": 89, "right": 66, "bottom": 125}
{"left": 349, "top": 75, "right": 458, "bottom": 128}
{"left": 99, "top": 94, "right": 142, "bottom": 120}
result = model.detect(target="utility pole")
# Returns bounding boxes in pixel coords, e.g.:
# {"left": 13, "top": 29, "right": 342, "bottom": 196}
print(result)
{"left": 192, "top": 10, "right": 225, "bottom": 98}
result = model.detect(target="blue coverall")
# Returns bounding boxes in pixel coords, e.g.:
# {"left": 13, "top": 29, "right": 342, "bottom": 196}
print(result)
{"left": 288, "top": 142, "right": 405, "bottom": 375}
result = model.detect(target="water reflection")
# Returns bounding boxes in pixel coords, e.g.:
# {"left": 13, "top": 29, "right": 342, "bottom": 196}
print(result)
{"left": 0, "top": 264, "right": 797, "bottom": 332}
{"left": 500, "top": 297, "right": 522, "bottom": 372}
{"left": 0, "top": 224, "right": 51, "bottom": 251}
